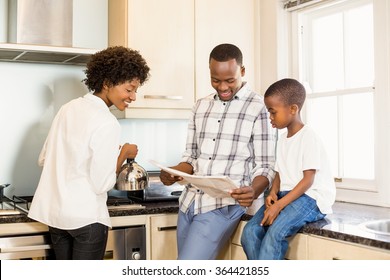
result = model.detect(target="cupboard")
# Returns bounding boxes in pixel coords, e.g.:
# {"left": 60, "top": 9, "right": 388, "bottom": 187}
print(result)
{"left": 108, "top": 0, "right": 259, "bottom": 119}
{"left": 149, "top": 214, "right": 178, "bottom": 260}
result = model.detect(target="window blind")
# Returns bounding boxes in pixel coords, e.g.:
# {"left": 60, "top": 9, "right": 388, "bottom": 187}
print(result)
{"left": 283, "top": 0, "right": 328, "bottom": 11}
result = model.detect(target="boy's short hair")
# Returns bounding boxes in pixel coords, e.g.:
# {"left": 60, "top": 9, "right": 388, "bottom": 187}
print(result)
{"left": 209, "top": 43, "right": 243, "bottom": 66}
{"left": 264, "top": 78, "right": 306, "bottom": 109}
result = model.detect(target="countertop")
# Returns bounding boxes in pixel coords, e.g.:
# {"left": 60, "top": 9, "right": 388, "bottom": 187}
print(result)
{"left": 1, "top": 201, "right": 389, "bottom": 251}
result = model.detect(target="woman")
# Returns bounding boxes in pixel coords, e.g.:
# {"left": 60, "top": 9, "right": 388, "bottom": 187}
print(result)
{"left": 28, "top": 46, "right": 150, "bottom": 260}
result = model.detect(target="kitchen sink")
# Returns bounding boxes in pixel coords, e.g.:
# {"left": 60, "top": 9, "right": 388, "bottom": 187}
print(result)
{"left": 359, "top": 219, "right": 390, "bottom": 236}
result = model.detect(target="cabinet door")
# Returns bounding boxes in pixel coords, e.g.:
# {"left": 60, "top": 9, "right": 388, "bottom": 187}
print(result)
{"left": 285, "top": 233, "right": 308, "bottom": 260}
{"left": 194, "top": 0, "right": 258, "bottom": 100}
{"left": 230, "top": 222, "right": 308, "bottom": 260}
{"left": 109, "top": 0, "right": 195, "bottom": 119}
{"left": 308, "top": 235, "right": 390, "bottom": 260}
{"left": 230, "top": 221, "right": 247, "bottom": 260}
{"left": 150, "top": 214, "right": 178, "bottom": 260}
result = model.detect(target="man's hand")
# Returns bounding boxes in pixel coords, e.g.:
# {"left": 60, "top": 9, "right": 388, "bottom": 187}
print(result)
{"left": 159, "top": 170, "right": 183, "bottom": 186}
{"left": 159, "top": 162, "right": 193, "bottom": 186}
{"left": 230, "top": 186, "right": 256, "bottom": 207}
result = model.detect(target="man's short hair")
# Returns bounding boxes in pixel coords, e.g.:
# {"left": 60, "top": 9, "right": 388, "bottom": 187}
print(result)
{"left": 209, "top": 43, "right": 243, "bottom": 66}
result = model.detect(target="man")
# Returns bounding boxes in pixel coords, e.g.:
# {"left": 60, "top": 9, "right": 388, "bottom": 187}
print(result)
{"left": 160, "top": 43, "right": 275, "bottom": 259}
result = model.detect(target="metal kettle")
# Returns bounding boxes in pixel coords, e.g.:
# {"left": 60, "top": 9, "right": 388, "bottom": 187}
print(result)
{"left": 115, "top": 159, "right": 149, "bottom": 191}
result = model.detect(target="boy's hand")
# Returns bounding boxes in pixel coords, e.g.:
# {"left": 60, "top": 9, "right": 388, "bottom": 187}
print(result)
{"left": 265, "top": 192, "right": 278, "bottom": 208}
{"left": 260, "top": 202, "right": 282, "bottom": 226}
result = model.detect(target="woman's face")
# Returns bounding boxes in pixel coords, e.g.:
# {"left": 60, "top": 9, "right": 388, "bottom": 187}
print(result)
{"left": 264, "top": 95, "right": 294, "bottom": 129}
{"left": 106, "top": 79, "right": 140, "bottom": 111}
{"left": 209, "top": 58, "right": 245, "bottom": 101}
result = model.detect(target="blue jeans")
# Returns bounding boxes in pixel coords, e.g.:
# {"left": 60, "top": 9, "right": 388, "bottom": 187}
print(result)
{"left": 177, "top": 203, "right": 245, "bottom": 260}
{"left": 241, "top": 191, "right": 325, "bottom": 260}
{"left": 49, "top": 223, "right": 108, "bottom": 260}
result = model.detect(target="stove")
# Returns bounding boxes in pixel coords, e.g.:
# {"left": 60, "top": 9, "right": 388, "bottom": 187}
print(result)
{"left": 0, "top": 195, "right": 32, "bottom": 214}
{"left": 1, "top": 195, "right": 145, "bottom": 214}
{"left": 106, "top": 196, "right": 145, "bottom": 210}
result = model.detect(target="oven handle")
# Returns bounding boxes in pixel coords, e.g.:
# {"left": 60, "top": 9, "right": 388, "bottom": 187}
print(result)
{"left": 0, "top": 244, "right": 52, "bottom": 253}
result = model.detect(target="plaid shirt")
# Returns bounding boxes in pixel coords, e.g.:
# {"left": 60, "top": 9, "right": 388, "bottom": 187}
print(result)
{"left": 179, "top": 83, "right": 275, "bottom": 214}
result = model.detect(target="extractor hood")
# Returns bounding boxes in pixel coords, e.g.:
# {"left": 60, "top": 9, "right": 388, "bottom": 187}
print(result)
{"left": 0, "top": 0, "right": 102, "bottom": 66}
{"left": 0, "top": 43, "right": 97, "bottom": 65}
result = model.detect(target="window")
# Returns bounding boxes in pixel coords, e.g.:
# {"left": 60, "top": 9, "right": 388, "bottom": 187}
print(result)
{"left": 289, "top": 0, "right": 390, "bottom": 206}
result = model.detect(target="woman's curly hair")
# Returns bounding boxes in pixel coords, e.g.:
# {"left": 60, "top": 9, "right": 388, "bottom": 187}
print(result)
{"left": 83, "top": 46, "right": 150, "bottom": 92}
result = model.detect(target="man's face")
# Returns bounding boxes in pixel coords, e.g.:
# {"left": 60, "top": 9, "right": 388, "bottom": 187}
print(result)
{"left": 209, "top": 58, "right": 245, "bottom": 101}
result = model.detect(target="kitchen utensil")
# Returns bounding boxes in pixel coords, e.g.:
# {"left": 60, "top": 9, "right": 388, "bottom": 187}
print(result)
{"left": 116, "top": 159, "right": 149, "bottom": 191}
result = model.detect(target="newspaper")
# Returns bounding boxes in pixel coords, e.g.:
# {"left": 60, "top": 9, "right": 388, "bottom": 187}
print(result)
{"left": 148, "top": 159, "right": 238, "bottom": 198}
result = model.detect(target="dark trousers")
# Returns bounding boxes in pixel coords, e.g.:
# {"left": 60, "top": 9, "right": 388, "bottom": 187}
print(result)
{"left": 49, "top": 223, "right": 108, "bottom": 260}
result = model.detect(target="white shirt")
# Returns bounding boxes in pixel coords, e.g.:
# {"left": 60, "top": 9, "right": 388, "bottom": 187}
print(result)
{"left": 28, "top": 93, "right": 120, "bottom": 229}
{"left": 275, "top": 125, "right": 336, "bottom": 214}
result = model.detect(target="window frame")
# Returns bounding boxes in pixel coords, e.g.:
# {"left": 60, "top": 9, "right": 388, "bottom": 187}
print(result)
{"left": 288, "top": 0, "right": 390, "bottom": 207}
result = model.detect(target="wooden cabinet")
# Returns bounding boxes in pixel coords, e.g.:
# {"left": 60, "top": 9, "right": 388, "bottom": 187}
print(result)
{"left": 108, "top": 0, "right": 259, "bottom": 119}
{"left": 228, "top": 225, "right": 390, "bottom": 260}
{"left": 109, "top": 0, "right": 195, "bottom": 119}
{"left": 194, "top": 0, "right": 259, "bottom": 100}
{"left": 307, "top": 235, "right": 390, "bottom": 260}
{"left": 285, "top": 234, "right": 308, "bottom": 260}
{"left": 228, "top": 221, "right": 309, "bottom": 260}
{"left": 149, "top": 214, "right": 178, "bottom": 260}
{"left": 230, "top": 221, "right": 247, "bottom": 260}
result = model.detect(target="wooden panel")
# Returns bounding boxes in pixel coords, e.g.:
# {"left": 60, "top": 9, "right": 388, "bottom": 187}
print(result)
{"left": 231, "top": 221, "right": 247, "bottom": 245}
{"left": 308, "top": 235, "right": 390, "bottom": 260}
{"left": 231, "top": 244, "right": 248, "bottom": 260}
{"left": 150, "top": 214, "right": 178, "bottom": 260}
{"left": 108, "top": 0, "right": 128, "bottom": 47}
{"left": 285, "top": 233, "right": 308, "bottom": 260}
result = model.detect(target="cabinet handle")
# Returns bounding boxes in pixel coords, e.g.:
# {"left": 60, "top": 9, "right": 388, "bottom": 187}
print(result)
{"left": 144, "top": 95, "right": 183, "bottom": 100}
{"left": 0, "top": 244, "right": 51, "bottom": 253}
{"left": 157, "top": 226, "right": 177, "bottom": 231}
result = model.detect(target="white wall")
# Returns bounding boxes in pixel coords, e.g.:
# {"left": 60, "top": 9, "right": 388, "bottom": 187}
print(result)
{"left": 0, "top": 61, "right": 187, "bottom": 197}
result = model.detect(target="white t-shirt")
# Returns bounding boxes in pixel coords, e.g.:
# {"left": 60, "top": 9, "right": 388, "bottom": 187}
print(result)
{"left": 275, "top": 125, "right": 336, "bottom": 214}
{"left": 28, "top": 93, "right": 120, "bottom": 229}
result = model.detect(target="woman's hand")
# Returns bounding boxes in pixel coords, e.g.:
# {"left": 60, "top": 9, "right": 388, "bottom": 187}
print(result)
{"left": 121, "top": 143, "right": 138, "bottom": 159}
{"left": 116, "top": 143, "right": 138, "bottom": 175}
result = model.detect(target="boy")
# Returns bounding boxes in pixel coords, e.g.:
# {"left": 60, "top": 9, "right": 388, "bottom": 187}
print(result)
{"left": 241, "top": 78, "right": 336, "bottom": 260}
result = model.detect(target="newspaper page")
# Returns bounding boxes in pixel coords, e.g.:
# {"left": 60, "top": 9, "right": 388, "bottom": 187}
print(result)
{"left": 148, "top": 160, "right": 238, "bottom": 198}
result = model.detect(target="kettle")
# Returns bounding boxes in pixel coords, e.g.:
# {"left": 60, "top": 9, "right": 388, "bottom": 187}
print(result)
{"left": 116, "top": 159, "right": 149, "bottom": 191}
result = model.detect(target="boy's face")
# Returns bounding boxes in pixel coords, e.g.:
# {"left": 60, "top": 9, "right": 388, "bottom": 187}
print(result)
{"left": 264, "top": 95, "right": 295, "bottom": 129}
{"left": 106, "top": 79, "right": 140, "bottom": 111}
{"left": 209, "top": 58, "right": 245, "bottom": 101}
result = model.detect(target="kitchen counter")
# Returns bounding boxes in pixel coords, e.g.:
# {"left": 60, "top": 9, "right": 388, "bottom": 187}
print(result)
{"left": 1, "top": 201, "right": 389, "bottom": 251}
{"left": 0, "top": 200, "right": 181, "bottom": 224}
{"left": 241, "top": 201, "right": 390, "bottom": 251}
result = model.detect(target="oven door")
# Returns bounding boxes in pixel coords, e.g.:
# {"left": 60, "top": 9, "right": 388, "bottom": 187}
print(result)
{"left": 0, "top": 234, "right": 53, "bottom": 260}
{"left": 104, "top": 226, "right": 146, "bottom": 260}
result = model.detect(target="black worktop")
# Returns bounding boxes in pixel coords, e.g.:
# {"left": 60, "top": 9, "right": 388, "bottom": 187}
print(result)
{"left": 1, "top": 201, "right": 389, "bottom": 251}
